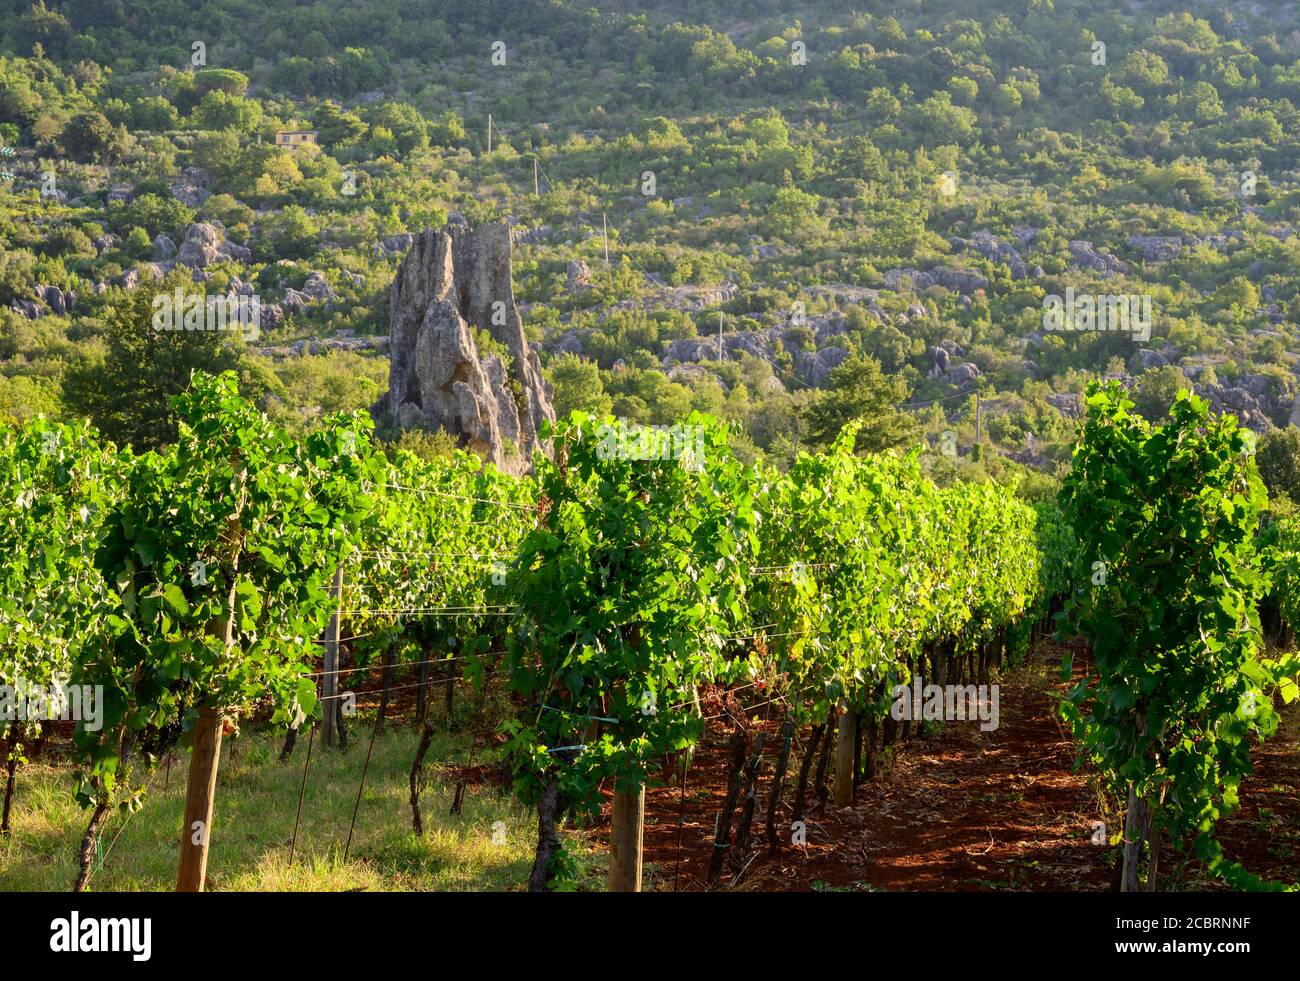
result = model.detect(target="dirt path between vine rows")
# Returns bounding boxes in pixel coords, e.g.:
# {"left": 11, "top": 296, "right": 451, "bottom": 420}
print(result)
{"left": 633, "top": 639, "right": 1300, "bottom": 891}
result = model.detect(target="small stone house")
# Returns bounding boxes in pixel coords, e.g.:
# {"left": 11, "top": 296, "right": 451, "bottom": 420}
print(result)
{"left": 274, "top": 130, "right": 318, "bottom": 150}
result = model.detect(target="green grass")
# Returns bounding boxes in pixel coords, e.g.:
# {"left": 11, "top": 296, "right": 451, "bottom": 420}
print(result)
{"left": 0, "top": 719, "right": 564, "bottom": 892}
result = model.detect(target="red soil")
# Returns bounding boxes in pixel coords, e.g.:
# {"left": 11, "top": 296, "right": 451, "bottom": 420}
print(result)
{"left": 626, "top": 640, "right": 1299, "bottom": 892}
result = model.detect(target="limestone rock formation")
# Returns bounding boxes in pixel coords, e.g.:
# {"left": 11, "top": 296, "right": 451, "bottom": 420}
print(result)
{"left": 1127, "top": 234, "right": 1185, "bottom": 263}
{"left": 951, "top": 230, "right": 1031, "bottom": 280}
{"left": 176, "top": 222, "right": 250, "bottom": 269}
{"left": 565, "top": 260, "right": 592, "bottom": 292}
{"left": 378, "top": 222, "right": 555, "bottom": 474}
{"left": 8, "top": 284, "right": 76, "bottom": 319}
{"left": 882, "top": 266, "right": 989, "bottom": 293}
{"left": 282, "top": 270, "right": 339, "bottom": 315}
{"left": 1068, "top": 239, "right": 1127, "bottom": 275}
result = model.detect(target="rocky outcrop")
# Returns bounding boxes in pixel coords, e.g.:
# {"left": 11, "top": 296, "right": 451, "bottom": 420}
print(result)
{"left": 1197, "top": 373, "right": 1295, "bottom": 432}
{"left": 260, "top": 330, "right": 389, "bottom": 359}
{"left": 169, "top": 167, "right": 210, "bottom": 208}
{"left": 1046, "top": 392, "right": 1084, "bottom": 418}
{"left": 175, "top": 222, "right": 250, "bottom": 270}
{"left": 511, "top": 225, "right": 553, "bottom": 246}
{"left": 37, "top": 284, "right": 75, "bottom": 315}
{"left": 302, "top": 270, "right": 337, "bottom": 301}
{"left": 8, "top": 284, "right": 76, "bottom": 319}
{"left": 795, "top": 346, "right": 849, "bottom": 386}
{"left": 607, "top": 278, "right": 739, "bottom": 314}
{"left": 553, "top": 330, "right": 583, "bottom": 356}
{"left": 930, "top": 346, "right": 951, "bottom": 375}
{"left": 951, "top": 230, "right": 1030, "bottom": 279}
{"left": 800, "top": 284, "right": 881, "bottom": 305}
{"left": 566, "top": 260, "right": 592, "bottom": 292}
{"left": 1202, "top": 385, "right": 1273, "bottom": 430}
{"left": 281, "top": 270, "right": 339, "bottom": 315}
{"left": 1068, "top": 240, "right": 1127, "bottom": 275}
{"left": 372, "top": 232, "right": 414, "bottom": 258}
{"left": 945, "top": 362, "right": 982, "bottom": 388}
{"left": 176, "top": 224, "right": 219, "bottom": 268}
{"left": 882, "top": 266, "right": 988, "bottom": 294}
{"left": 378, "top": 222, "right": 555, "bottom": 475}
{"left": 1127, "top": 234, "right": 1184, "bottom": 263}
{"left": 1130, "top": 349, "right": 1169, "bottom": 371}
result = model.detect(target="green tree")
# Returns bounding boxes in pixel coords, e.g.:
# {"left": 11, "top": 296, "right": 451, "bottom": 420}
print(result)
{"left": 124, "top": 225, "right": 152, "bottom": 259}
{"left": 802, "top": 354, "right": 917, "bottom": 454}
{"left": 367, "top": 102, "right": 429, "bottom": 155}
{"left": 1100, "top": 77, "right": 1145, "bottom": 117}
{"left": 60, "top": 111, "right": 119, "bottom": 163}
{"left": 42, "top": 225, "right": 95, "bottom": 259}
{"left": 193, "top": 91, "right": 263, "bottom": 133}
{"left": 254, "top": 205, "right": 318, "bottom": 260}
{"left": 1258, "top": 426, "right": 1300, "bottom": 504}
{"left": 190, "top": 129, "right": 242, "bottom": 181}
{"left": 62, "top": 281, "right": 250, "bottom": 450}
{"left": 1118, "top": 50, "right": 1172, "bottom": 94}
{"left": 15, "top": 1, "right": 73, "bottom": 58}
{"left": 1208, "top": 276, "right": 1260, "bottom": 318}
{"left": 270, "top": 56, "right": 312, "bottom": 94}
{"left": 428, "top": 109, "right": 466, "bottom": 147}
{"left": 904, "top": 92, "right": 977, "bottom": 144}
{"left": 313, "top": 101, "right": 367, "bottom": 148}
{"left": 193, "top": 68, "right": 249, "bottom": 97}
{"left": 948, "top": 76, "right": 980, "bottom": 105}
{"left": 0, "top": 81, "right": 42, "bottom": 131}
{"left": 107, "top": 192, "right": 195, "bottom": 239}
{"left": 200, "top": 193, "right": 255, "bottom": 238}
{"left": 1132, "top": 365, "right": 1192, "bottom": 421}
{"left": 548, "top": 353, "right": 612, "bottom": 419}
{"left": 765, "top": 186, "right": 825, "bottom": 239}
{"left": 130, "top": 95, "right": 179, "bottom": 131}
{"left": 838, "top": 135, "right": 884, "bottom": 181}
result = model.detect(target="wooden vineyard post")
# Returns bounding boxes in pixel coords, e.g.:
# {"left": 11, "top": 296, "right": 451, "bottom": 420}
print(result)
{"left": 834, "top": 705, "right": 856, "bottom": 807}
{"left": 177, "top": 449, "right": 244, "bottom": 892}
{"left": 608, "top": 783, "right": 645, "bottom": 892}
{"left": 321, "top": 565, "right": 344, "bottom": 748}
{"left": 176, "top": 706, "right": 223, "bottom": 892}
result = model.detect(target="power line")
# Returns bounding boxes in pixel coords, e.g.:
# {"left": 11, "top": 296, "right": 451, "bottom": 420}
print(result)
{"left": 899, "top": 390, "right": 977, "bottom": 409}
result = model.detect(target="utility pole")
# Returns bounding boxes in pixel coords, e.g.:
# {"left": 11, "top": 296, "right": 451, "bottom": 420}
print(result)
{"left": 718, "top": 310, "right": 725, "bottom": 360}
{"left": 533, "top": 157, "right": 539, "bottom": 196}
{"left": 487, "top": 113, "right": 493, "bottom": 154}
{"left": 974, "top": 391, "right": 981, "bottom": 447}
{"left": 602, "top": 212, "right": 609, "bottom": 269}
